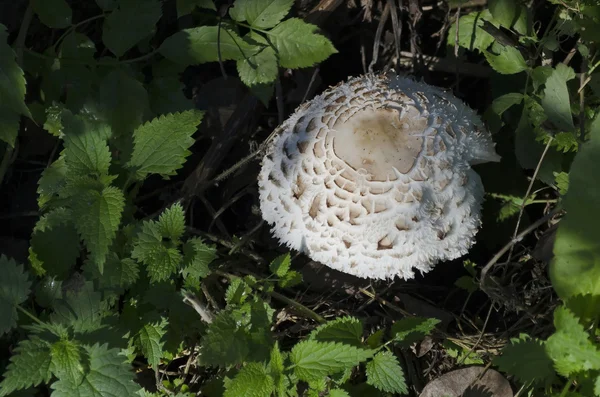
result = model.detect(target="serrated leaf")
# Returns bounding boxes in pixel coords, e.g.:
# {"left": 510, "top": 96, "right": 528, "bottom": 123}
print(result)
{"left": 31, "top": 0, "right": 72, "bottom": 28}
{"left": 50, "top": 339, "right": 85, "bottom": 384}
{"left": 199, "top": 310, "right": 250, "bottom": 367}
{"left": 309, "top": 316, "right": 363, "bottom": 347}
{"left": 546, "top": 306, "right": 600, "bottom": 377}
{"left": 0, "top": 25, "right": 31, "bottom": 118}
{"left": 542, "top": 63, "right": 575, "bottom": 132}
{"left": 290, "top": 340, "right": 375, "bottom": 382}
{"left": 484, "top": 44, "right": 528, "bottom": 75}
{"left": 278, "top": 270, "right": 302, "bottom": 288}
{"left": 491, "top": 93, "right": 523, "bottom": 116}
{"left": 328, "top": 390, "right": 351, "bottom": 397}
{"left": 447, "top": 10, "right": 497, "bottom": 52}
{"left": 62, "top": 113, "right": 112, "bottom": 177}
{"left": 267, "top": 18, "right": 337, "bottom": 68}
{"left": 365, "top": 351, "right": 408, "bottom": 394}
{"left": 493, "top": 337, "right": 555, "bottom": 386}
{"left": 225, "top": 278, "right": 251, "bottom": 305}
{"left": 136, "top": 317, "right": 167, "bottom": 369}
{"left": 102, "top": 0, "right": 162, "bottom": 57}
{"left": 488, "top": 0, "right": 519, "bottom": 30}
{"left": 72, "top": 186, "right": 125, "bottom": 272}
{"left": 391, "top": 317, "right": 439, "bottom": 346}
{"left": 0, "top": 255, "right": 32, "bottom": 335}
{"left": 237, "top": 44, "right": 278, "bottom": 86}
{"left": 223, "top": 362, "right": 275, "bottom": 397}
{"left": 230, "top": 0, "right": 294, "bottom": 29}
{"left": 132, "top": 220, "right": 183, "bottom": 283}
{"left": 176, "top": 0, "right": 216, "bottom": 17}
{"left": 550, "top": 113, "right": 600, "bottom": 299}
{"left": 269, "top": 253, "right": 290, "bottom": 277}
{"left": 91, "top": 253, "right": 139, "bottom": 290}
{"left": 182, "top": 237, "right": 216, "bottom": 280}
{"left": 0, "top": 106, "right": 20, "bottom": 147}
{"left": 158, "top": 203, "right": 186, "bottom": 241}
{"left": 51, "top": 281, "right": 106, "bottom": 333}
{"left": 50, "top": 343, "right": 139, "bottom": 397}
{"left": 269, "top": 342, "right": 284, "bottom": 380}
{"left": 0, "top": 337, "right": 52, "bottom": 396}
{"left": 160, "top": 26, "right": 258, "bottom": 65}
{"left": 128, "top": 110, "right": 203, "bottom": 180}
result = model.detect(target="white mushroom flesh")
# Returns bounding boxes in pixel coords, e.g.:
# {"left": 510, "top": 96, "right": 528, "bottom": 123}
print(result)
{"left": 258, "top": 73, "right": 500, "bottom": 280}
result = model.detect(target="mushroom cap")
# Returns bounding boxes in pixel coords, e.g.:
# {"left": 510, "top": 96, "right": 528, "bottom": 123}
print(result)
{"left": 258, "top": 73, "right": 500, "bottom": 280}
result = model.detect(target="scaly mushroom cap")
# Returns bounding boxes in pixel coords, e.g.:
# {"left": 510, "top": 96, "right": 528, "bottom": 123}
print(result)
{"left": 258, "top": 73, "right": 500, "bottom": 280}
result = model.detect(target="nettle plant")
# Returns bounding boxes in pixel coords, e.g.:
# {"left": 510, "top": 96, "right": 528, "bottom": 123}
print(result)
{"left": 449, "top": 0, "right": 600, "bottom": 395}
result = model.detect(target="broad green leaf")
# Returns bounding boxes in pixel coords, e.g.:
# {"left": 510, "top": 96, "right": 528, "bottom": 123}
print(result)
{"left": 278, "top": 270, "right": 302, "bottom": 288}
{"left": 51, "top": 282, "right": 107, "bottom": 333}
{"left": 148, "top": 75, "right": 194, "bottom": 115}
{"left": 60, "top": 32, "right": 96, "bottom": 60}
{"left": 488, "top": 0, "right": 520, "bottom": 30}
{"left": 182, "top": 237, "right": 217, "bottom": 280}
{"left": 62, "top": 113, "right": 112, "bottom": 177}
{"left": 0, "top": 24, "right": 31, "bottom": 118}
{"left": 328, "top": 390, "right": 351, "bottom": 397}
{"left": 391, "top": 317, "right": 439, "bottom": 346}
{"left": 365, "top": 351, "right": 408, "bottom": 394}
{"left": 136, "top": 317, "right": 167, "bottom": 369}
{"left": 87, "top": 253, "right": 139, "bottom": 291}
{"left": 531, "top": 65, "right": 553, "bottom": 92}
{"left": 290, "top": 340, "right": 375, "bottom": 382}
{"left": 269, "top": 253, "right": 290, "bottom": 277}
{"left": 223, "top": 362, "right": 275, "bottom": 397}
{"left": 546, "top": 306, "right": 600, "bottom": 376}
{"left": 132, "top": 221, "right": 182, "bottom": 282}
{"left": 229, "top": 0, "right": 294, "bottom": 29}
{"left": 158, "top": 203, "right": 186, "bottom": 242}
{"left": 484, "top": 44, "right": 528, "bottom": 75}
{"left": 31, "top": 0, "right": 72, "bottom": 28}
{"left": 199, "top": 310, "right": 251, "bottom": 367}
{"left": 554, "top": 171, "right": 569, "bottom": 195}
{"left": 542, "top": 63, "right": 575, "bottom": 132}
{"left": 225, "top": 278, "right": 251, "bottom": 305}
{"left": 493, "top": 336, "right": 555, "bottom": 386}
{"left": 128, "top": 110, "right": 203, "bottom": 180}
{"left": 447, "top": 10, "right": 497, "bottom": 52}
{"left": 237, "top": 45, "right": 278, "bottom": 86}
{"left": 267, "top": 18, "right": 337, "bottom": 68}
{"left": 50, "top": 339, "right": 85, "bottom": 384}
{"left": 0, "top": 106, "right": 19, "bottom": 147}
{"left": 102, "top": 0, "right": 162, "bottom": 57}
{"left": 0, "top": 255, "right": 31, "bottom": 335}
{"left": 160, "top": 26, "right": 258, "bottom": 65}
{"left": 491, "top": 93, "right": 523, "bottom": 116}
{"left": 50, "top": 343, "right": 139, "bottom": 397}
{"left": 0, "top": 337, "right": 52, "bottom": 396}
{"left": 309, "top": 316, "right": 363, "bottom": 347}
{"left": 37, "top": 156, "right": 67, "bottom": 207}
{"left": 550, "top": 113, "right": 600, "bottom": 299}
{"left": 72, "top": 186, "right": 125, "bottom": 272}
{"left": 176, "top": 0, "right": 216, "bottom": 17}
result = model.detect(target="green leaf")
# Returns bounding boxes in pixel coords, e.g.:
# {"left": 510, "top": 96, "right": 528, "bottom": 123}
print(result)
{"left": 128, "top": 110, "right": 203, "bottom": 180}
{"left": 0, "top": 337, "right": 52, "bottom": 396}
{"left": 365, "top": 351, "right": 408, "bottom": 394}
{"left": 491, "top": 93, "right": 523, "bottom": 116}
{"left": 0, "top": 106, "right": 20, "bottom": 147}
{"left": 484, "top": 44, "right": 528, "bottom": 75}
{"left": 391, "top": 317, "right": 439, "bottom": 346}
{"left": 269, "top": 342, "right": 285, "bottom": 394}
{"left": 62, "top": 113, "right": 112, "bottom": 177}
{"left": 550, "top": 113, "right": 600, "bottom": 299}
{"left": 37, "top": 156, "right": 67, "bottom": 207}
{"left": 89, "top": 253, "right": 139, "bottom": 291}
{"left": 60, "top": 32, "right": 96, "bottom": 60}
{"left": 0, "top": 255, "right": 32, "bottom": 335}
{"left": 278, "top": 270, "right": 302, "bottom": 288}
{"left": 268, "top": 18, "right": 337, "bottom": 68}
{"left": 269, "top": 253, "right": 290, "bottom": 277}
{"left": 328, "top": 390, "right": 351, "bottom": 397}
{"left": 176, "top": 0, "right": 216, "bottom": 17}
{"left": 182, "top": 237, "right": 217, "bottom": 280}
{"left": 158, "top": 203, "right": 186, "bottom": 242}
{"left": 229, "top": 0, "right": 294, "bottom": 29}
{"left": 102, "top": 0, "right": 162, "bottom": 57}
{"left": 31, "top": 0, "right": 72, "bottom": 28}
{"left": 160, "top": 26, "right": 258, "bottom": 65}
{"left": 225, "top": 278, "right": 251, "bottom": 305}
{"left": 148, "top": 75, "right": 194, "bottom": 115}
{"left": 290, "top": 340, "right": 375, "bottom": 382}
{"left": 199, "top": 310, "right": 251, "bottom": 367}
{"left": 50, "top": 343, "right": 139, "bottom": 397}
{"left": 546, "top": 306, "right": 600, "bottom": 376}
{"left": 136, "top": 317, "right": 167, "bottom": 369}
{"left": 0, "top": 24, "right": 31, "bottom": 118}
{"left": 72, "top": 186, "right": 125, "bottom": 272}
{"left": 309, "top": 316, "right": 363, "bottom": 347}
{"left": 237, "top": 44, "right": 278, "bottom": 86}
{"left": 447, "top": 10, "right": 497, "bottom": 52}
{"left": 554, "top": 171, "right": 569, "bottom": 195}
{"left": 51, "top": 281, "right": 107, "bottom": 333}
{"left": 493, "top": 336, "right": 555, "bottom": 386}
{"left": 541, "top": 63, "right": 576, "bottom": 132}
{"left": 50, "top": 339, "right": 85, "bottom": 384}
{"left": 488, "top": 0, "right": 519, "bottom": 30}
{"left": 223, "top": 362, "right": 275, "bottom": 397}
{"left": 132, "top": 221, "right": 182, "bottom": 283}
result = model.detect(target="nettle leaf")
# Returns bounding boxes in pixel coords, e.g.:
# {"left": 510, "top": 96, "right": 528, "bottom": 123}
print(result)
{"left": 135, "top": 317, "right": 168, "bottom": 369}
{"left": 51, "top": 281, "right": 107, "bottom": 333}
{"left": 31, "top": 0, "right": 72, "bottom": 28}
{"left": 176, "top": 0, "right": 216, "bottom": 17}
{"left": 88, "top": 253, "right": 139, "bottom": 291}
{"left": 223, "top": 362, "right": 275, "bottom": 397}
{"left": 491, "top": 93, "right": 523, "bottom": 116}
{"left": 328, "top": 390, "right": 351, "bottom": 397}
{"left": 278, "top": 270, "right": 302, "bottom": 288}
{"left": 554, "top": 171, "right": 569, "bottom": 195}
{"left": 182, "top": 237, "right": 217, "bottom": 280}
{"left": 290, "top": 340, "right": 375, "bottom": 382}
{"left": 484, "top": 44, "right": 528, "bottom": 75}
{"left": 72, "top": 186, "right": 125, "bottom": 272}
{"left": 0, "top": 105, "right": 20, "bottom": 147}
{"left": 128, "top": 110, "right": 203, "bottom": 180}
{"left": 62, "top": 113, "right": 112, "bottom": 177}
{"left": 229, "top": 0, "right": 294, "bottom": 29}
{"left": 237, "top": 44, "right": 278, "bottom": 86}
{"left": 365, "top": 351, "right": 408, "bottom": 395}
{"left": 50, "top": 343, "right": 139, "bottom": 397}
{"left": 493, "top": 336, "right": 555, "bottom": 386}
{"left": 132, "top": 220, "right": 183, "bottom": 283}
{"left": 269, "top": 253, "right": 290, "bottom": 277}
{"left": 0, "top": 24, "right": 31, "bottom": 119}
{"left": 447, "top": 10, "right": 497, "bottom": 52}
{"left": 542, "top": 63, "right": 576, "bottom": 132}
{"left": 391, "top": 317, "right": 439, "bottom": 346}
{"left": 269, "top": 342, "right": 285, "bottom": 393}
{"left": 199, "top": 310, "right": 251, "bottom": 367}
{"left": 158, "top": 203, "right": 186, "bottom": 242}
{"left": 0, "top": 255, "right": 32, "bottom": 335}
{"left": 268, "top": 18, "right": 337, "bottom": 68}
{"left": 0, "top": 337, "right": 52, "bottom": 396}
{"left": 546, "top": 306, "right": 600, "bottom": 376}
{"left": 309, "top": 316, "right": 363, "bottom": 347}
{"left": 50, "top": 339, "right": 85, "bottom": 385}
{"left": 160, "top": 26, "right": 258, "bottom": 65}
{"left": 102, "top": 0, "right": 162, "bottom": 57}
{"left": 550, "top": 113, "right": 600, "bottom": 299}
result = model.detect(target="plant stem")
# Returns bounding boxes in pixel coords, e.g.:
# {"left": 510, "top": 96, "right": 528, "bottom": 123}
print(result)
{"left": 52, "top": 13, "right": 105, "bottom": 52}
{"left": 16, "top": 305, "right": 46, "bottom": 327}
{"left": 558, "top": 377, "right": 575, "bottom": 397}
